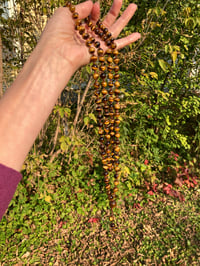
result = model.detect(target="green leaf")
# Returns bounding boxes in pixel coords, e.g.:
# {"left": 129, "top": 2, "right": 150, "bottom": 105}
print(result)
{"left": 171, "top": 51, "right": 177, "bottom": 66}
{"left": 158, "top": 59, "right": 169, "bottom": 72}
{"left": 88, "top": 113, "right": 97, "bottom": 123}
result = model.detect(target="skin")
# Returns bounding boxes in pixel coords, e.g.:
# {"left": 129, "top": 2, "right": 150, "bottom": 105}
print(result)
{"left": 0, "top": 0, "right": 141, "bottom": 171}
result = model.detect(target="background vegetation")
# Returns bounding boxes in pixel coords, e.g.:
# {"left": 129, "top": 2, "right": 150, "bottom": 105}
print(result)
{"left": 0, "top": 0, "right": 200, "bottom": 264}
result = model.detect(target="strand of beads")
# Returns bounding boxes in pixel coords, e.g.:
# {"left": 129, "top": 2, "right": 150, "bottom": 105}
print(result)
{"left": 66, "top": 1, "right": 120, "bottom": 232}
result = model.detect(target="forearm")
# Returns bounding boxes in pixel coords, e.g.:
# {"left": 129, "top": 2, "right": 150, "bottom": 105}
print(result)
{"left": 0, "top": 44, "right": 75, "bottom": 171}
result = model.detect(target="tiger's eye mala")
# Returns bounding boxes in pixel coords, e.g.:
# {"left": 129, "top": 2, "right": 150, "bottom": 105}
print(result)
{"left": 66, "top": 1, "right": 120, "bottom": 232}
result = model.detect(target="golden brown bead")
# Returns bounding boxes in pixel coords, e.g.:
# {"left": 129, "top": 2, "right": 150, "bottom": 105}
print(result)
{"left": 99, "top": 56, "right": 105, "bottom": 62}
{"left": 100, "top": 65, "right": 106, "bottom": 72}
{"left": 101, "top": 81, "right": 107, "bottom": 87}
{"left": 114, "top": 88, "right": 120, "bottom": 94}
{"left": 79, "top": 26, "right": 85, "bottom": 35}
{"left": 97, "top": 48, "right": 104, "bottom": 56}
{"left": 115, "top": 166, "right": 120, "bottom": 172}
{"left": 114, "top": 58, "right": 120, "bottom": 64}
{"left": 115, "top": 133, "right": 120, "bottom": 138}
{"left": 101, "top": 89, "right": 108, "bottom": 95}
{"left": 114, "top": 73, "right": 120, "bottom": 79}
{"left": 93, "top": 73, "right": 99, "bottom": 80}
{"left": 106, "top": 48, "right": 112, "bottom": 54}
{"left": 111, "top": 43, "right": 117, "bottom": 49}
{"left": 113, "top": 187, "right": 118, "bottom": 193}
{"left": 89, "top": 47, "right": 95, "bottom": 54}
{"left": 115, "top": 81, "right": 120, "bottom": 88}
{"left": 114, "top": 97, "right": 120, "bottom": 102}
{"left": 105, "top": 184, "right": 111, "bottom": 190}
{"left": 114, "top": 66, "right": 120, "bottom": 72}
{"left": 114, "top": 127, "right": 120, "bottom": 132}
{"left": 90, "top": 55, "right": 98, "bottom": 62}
{"left": 114, "top": 146, "right": 120, "bottom": 153}
{"left": 114, "top": 180, "right": 119, "bottom": 186}
{"left": 72, "top": 12, "right": 79, "bottom": 19}
{"left": 70, "top": 5, "right": 76, "bottom": 13}
{"left": 105, "top": 134, "right": 111, "bottom": 139}
{"left": 108, "top": 73, "right": 113, "bottom": 79}
{"left": 107, "top": 57, "right": 113, "bottom": 63}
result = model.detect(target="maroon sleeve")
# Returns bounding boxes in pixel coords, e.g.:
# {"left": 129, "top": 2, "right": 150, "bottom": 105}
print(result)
{"left": 0, "top": 163, "right": 22, "bottom": 221}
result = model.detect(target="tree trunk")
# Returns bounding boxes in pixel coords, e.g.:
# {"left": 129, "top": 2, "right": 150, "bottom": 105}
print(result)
{"left": 0, "top": 33, "right": 3, "bottom": 98}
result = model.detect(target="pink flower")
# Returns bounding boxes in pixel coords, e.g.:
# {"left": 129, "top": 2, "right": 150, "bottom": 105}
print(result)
{"left": 88, "top": 218, "right": 99, "bottom": 223}
{"left": 148, "top": 191, "right": 154, "bottom": 195}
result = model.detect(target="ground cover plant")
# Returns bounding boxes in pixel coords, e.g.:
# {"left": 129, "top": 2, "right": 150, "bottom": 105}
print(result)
{"left": 0, "top": 0, "right": 200, "bottom": 264}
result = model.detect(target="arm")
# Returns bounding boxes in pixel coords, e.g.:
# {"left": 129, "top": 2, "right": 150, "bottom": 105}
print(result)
{"left": 0, "top": 0, "right": 141, "bottom": 171}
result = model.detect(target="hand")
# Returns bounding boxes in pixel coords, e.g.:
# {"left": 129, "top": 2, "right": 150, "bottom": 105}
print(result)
{"left": 38, "top": 0, "right": 141, "bottom": 72}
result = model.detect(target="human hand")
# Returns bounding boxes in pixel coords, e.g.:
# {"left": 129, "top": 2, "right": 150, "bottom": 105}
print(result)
{"left": 38, "top": 0, "right": 141, "bottom": 72}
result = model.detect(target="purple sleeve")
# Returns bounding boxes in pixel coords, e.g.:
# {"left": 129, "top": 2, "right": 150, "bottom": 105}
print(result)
{"left": 0, "top": 163, "right": 22, "bottom": 221}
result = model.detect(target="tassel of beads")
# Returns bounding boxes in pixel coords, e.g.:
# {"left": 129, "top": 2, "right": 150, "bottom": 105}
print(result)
{"left": 66, "top": 1, "right": 120, "bottom": 232}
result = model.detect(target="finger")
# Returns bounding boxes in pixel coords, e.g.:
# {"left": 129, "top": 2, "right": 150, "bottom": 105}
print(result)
{"left": 103, "top": 0, "right": 123, "bottom": 28}
{"left": 115, "top": 32, "right": 141, "bottom": 50}
{"left": 75, "top": 0, "right": 94, "bottom": 19}
{"left": 90, "top": 2, "right": 101, "bottom": 23}
{"left": 110, "top": 3, "right": 138, "bottom": 38}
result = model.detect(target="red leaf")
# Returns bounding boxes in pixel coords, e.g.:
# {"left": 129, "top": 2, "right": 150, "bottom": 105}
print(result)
{"left": 88, "top": 218, "right": 99, "bottom": 223}
{"left": 148, "top": 190, "right": 154, "bottom": 195}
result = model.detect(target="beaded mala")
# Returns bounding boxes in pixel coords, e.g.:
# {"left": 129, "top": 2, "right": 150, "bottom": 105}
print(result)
{"left": 66, "top": 1, "right": 121, "bottom": 232}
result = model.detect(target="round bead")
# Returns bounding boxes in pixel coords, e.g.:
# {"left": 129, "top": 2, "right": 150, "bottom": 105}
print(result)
{"left": 115, "top": 133, "right": 120, "bottom": 138}
{"left": 90, "top": 55, "right": 98, "bottom": 62}
{"left": 107, "top": 57, "right": 113, "bottom": 63}
{"left": 99, "top": 137, "right": 104, "bottom": 142}
{"left": 102, "top": 89, "right": 108, "bottom": 95}
{"left": 114, "top": 126, "right": 120, "bottom": 132}
{"left": 114, "top": 180, "right": 119, "bottom": 186}
{"left": 113, "top": 187, "right": 118, "bottom": 193}
{"left": 114, "top": 88, "right": 120, "bottom": 95}
{"left": 109, "top": 216, "right": 114, "bottom": 222}
{"left": 114, "top": 73, "right": 120, "bottom": 79}
{"left": 97, "top": 48, "right": 104, "bottom": 56}
{"left": 111, "top": 43, "right": 117, "bottom": 49}
{"left": 94, "top": 41, "right": 100, "bottom": 48}
{"left": 108, "top": 73, "right": 113, "bottom": 79}
{"left": 101, "top": 81, "right": 107, "bottom": 87}
{"left": 100, "top": 73, "right": 106, "bottom": 79}
{"left": 115, "top": 166, "right": 120, "bottom": 172}
{"left": 114, "top": 58, "right": 120, "bottom": 64}
{"left": 100, "top": 65, "right": 106, "bottom": 72}
{"left": 105, "top": 184, "right": 111, "bottom": 190}
{"left": 114, "top": 97, "right": 120, "bottom": 102}
{"left": 114, "top": 146, "right": 120, "bottom": 153}
{"left": 115, "top": 81, "right": 120, "bottom": 88}
{"left": 109, "top": 200, "right": 116, "bottom": 208}
{"left": 93, "top": 73, "right": 99, "bottom": 80}
{"left": 92, "top": 64, "right": 98, "bottom": 71}
{"left": 114, "top": 66, "right": 119, "bottom": 72}
{"left": 79, "top": 26, "right": 85, "bottom": 35}
{"left": 99, "top": 56, "right": 105, "bottom": 62}
{"left": 105, "top": 134, "right": 111, "bottom": 139}
{"left": 89, "top": 47, "right": 95, "bottom": 54}
{"left": 72, "top": 12, "right": 79, "bottom": 19}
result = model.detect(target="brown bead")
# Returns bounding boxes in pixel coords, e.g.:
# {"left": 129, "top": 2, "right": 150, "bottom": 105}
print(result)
{"left": 108, "top": 73, "right": 113, "bottom": 79}
{"left": 92, "top": 64, "right": 98, "bottom": 71}
{"left": 109, "top": 200, "right": 116, "bottom": 209}
{"left": 104, "top": 120, "right": 110, "bottom": 126}
{"left": 99, "top": 56, "right": 105, "bottom": 62}
{"left": 101, "top": 81, "right": 107, "bottom": 87}
{"left": 94, "top": 82, "right": 100, "bottom": 89}
{"left": 110, "top": 131, "right": 115, "bottom": 136}
{"left": 79, "top": 26, "right": 85, "bottom": 35}
{"left": 114, "top": 180, "right": 119, "bottom": 186}
{"left": 113, "top": 187, "right": 118, "bottom": 193}
{"left": 95, "top": 98, "right": 101, "bottom": 104}
{"left": 105, "top": 134, "right": 111, "bottom": 139}
{"left": 114, "top": 88, "right": 120, "bottom": 95}
{"left": 66, "top": 2, "right": 71, "bottom": 8}
{"left": 108, "top": 96, "right": 114, "bottom": 102}
{"left": 82, "top": 33, "right": 89, "bottom": 40}
{"left": 114, "top": 97, "right": 120, "bottom": 102}
{"left": 107, "top": 57, "right": 113, "bottom": 63}
{"left": 106, "top": 32, "right": 112, "bottom": 38}
{"left": 115, "top": 133, "right": 120, "bottom": 138}
{"left": 106, "top": 39, "right": 112, "bottom": 46}
{"left": 115, "top": 139, "right": 120, "bottom": 145}
{"left": 114, "top": 66, "right": 119, "bottom": 72}
{"left": 115, "top": 113, "right": 120, "bottom": 118}
{"left": 72, "top": 12, "right": 79, "bottom": 19}
{"left": 100, "top": 65, "right": 106, "bottom": 72}
{"left": 114, "top": 73, "right": 120, "bottom": 79}
{"left": 93, "top": 73, "right": 99, "bottom": 80}
{"left": 104, "top": 177, "right": 109, "bottom": 184}
{"left": 110, "top": 119, "right": 115, "bottom": 124}
{"left": 91, "top": 25, "right": 96, "bottom": 31}
{"left": 108, "top": 82, "right": 114, "bottom": 87}
{"left": 104, "top": 128, "right": 109, "bottom": 133}
{"left": 75, "top": 19, "right": 82, "bottom": 26}
{"left": 109, "top": 216, "right": 114, "bottom": 222}
{"left": 94, "top": 41, "right": 100, "bottom": 48}
{"left": 111, "top": 43, "right": 117, "bottom": 49}
{"left": 89, "top": 47, "right": 95, "bottom": 54}
{"left": 114, "top": 146, "right": 120, "bottom": 153}
{"left": 102, "top": 89, "right": 108, "bottom": 95}
{"left": 105, "top": 184, "right": 111, "bottom": 190}
{"left": 70, "top": 5, "right": 76, "bottom": 13}
{"left": 113, "top": 50, "right": 119, "bottom": 55}
{"left": 102, "top": 158, "right": 107, "bottom": 165}
{"left": 96, "top": 106, "right": 102, "bottom": 112}
{"left": 115, "top": 81, "right": 120, "bottom": 88}
{"left": 90, "top": 55, "right": 98, "bottom": 62}
{"left": 108, "top": 66, "right": 113, "bottom": 72}
{"left": 99, "top": 137, "right": 104, "bottom": 142}
{"left": 110, "top": 126, "right": 114, "bottom": 131}
{"left": 108, "top": 88, "right": 114, "bottom": 95}
{"left": 114, "top": 126, "right": 120, "bottom": 132}
{"left": 106, "top": 48, "right": 112, "bottom": 54}
{"left": 115, "top": 166, "right": 120, "bottom": 172}
{"left": 98, "top": 128, "right": 104, "bottom": 135}
{"left": 97, "top": 48, "right": 104, "bottom": 56}
{"left": 100, "top": 73, "right": 106, "bottom": 79}
{"left": 114, "top": 58, "right": 120, "bottom": 64}
{"left": 103, "top": 165, "right": 109, "bottom": 170}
